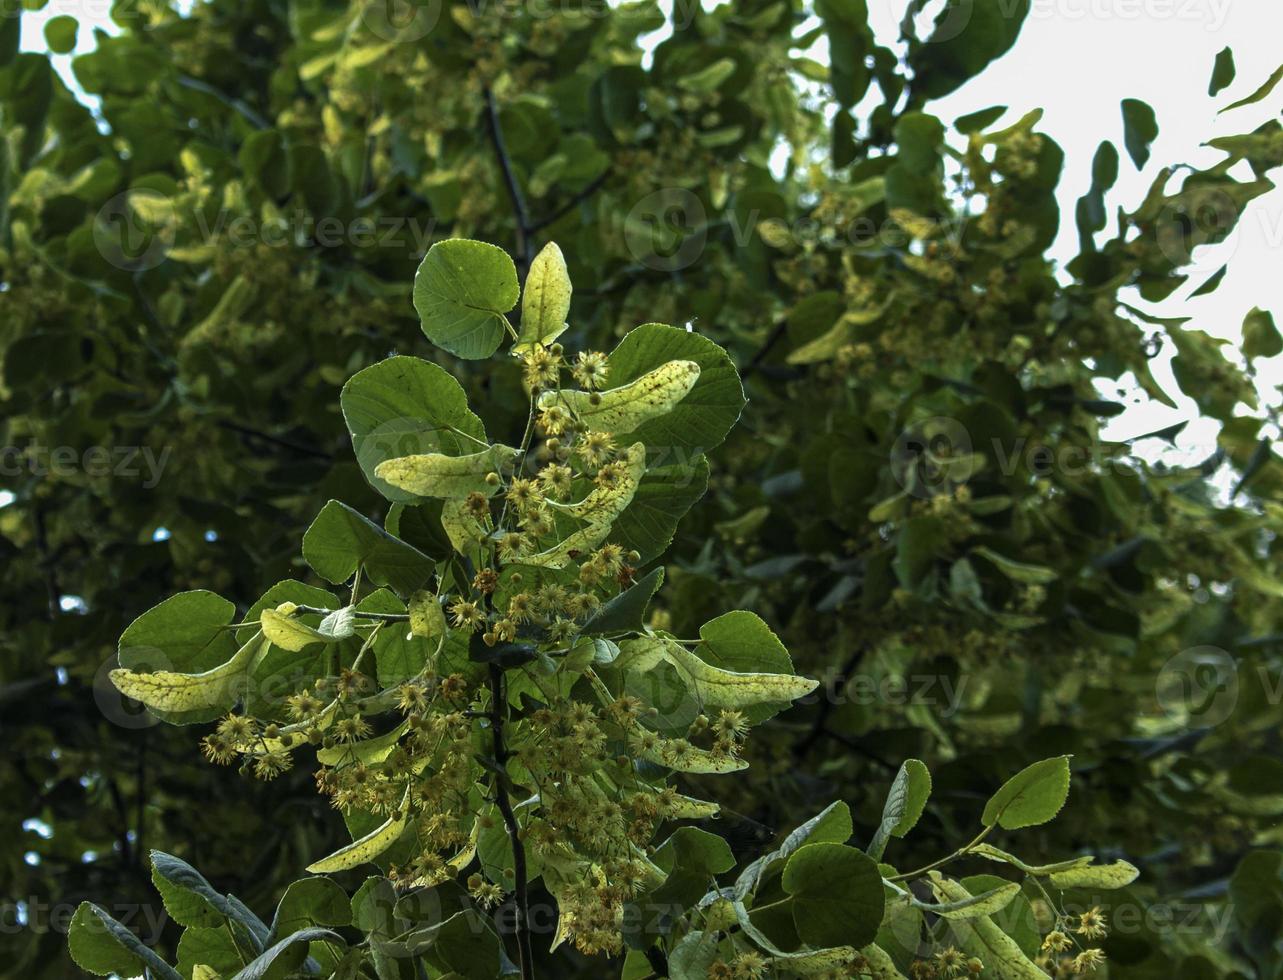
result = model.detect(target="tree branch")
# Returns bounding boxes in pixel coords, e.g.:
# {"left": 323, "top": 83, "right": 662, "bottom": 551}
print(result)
{"left": 481, "top": 87, "right": 534, "bottom": 282}
{"left": 488, "top": 664, "right": 535, "bottom": 980}
{"left": 216, "top": 420, "right": 332, "bottom": 460}
{"left": 528, "top": 169, "right": 612, "bottom": 234}
{"left": 740, "top": 319, "right": 789, "bottom": 379}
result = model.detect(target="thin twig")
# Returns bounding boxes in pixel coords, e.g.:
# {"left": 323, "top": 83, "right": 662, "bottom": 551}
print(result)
{"left": 488, "top": 664, "right": 535, "bottom": 980}
{"left": 793, "top": 644, "right": 866, "bottom": 758}
{"left": 740, "top": 320, "right": 789, "bottom": 379}
{"left": 481, "top": 87, "right": 533, "bottom": 281}
{"left": 176, "top": 74, "right": 270, "bottom": 130}
{"left": 216, "top": 420, "right": 332, "bottom": 460}
{"left": 528, "top": 169, "right": 612, "bottom": 233}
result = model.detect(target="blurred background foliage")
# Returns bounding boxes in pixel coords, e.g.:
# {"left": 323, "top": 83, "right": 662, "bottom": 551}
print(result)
{"left": 3, "top": 0, "right": 1283, "bottom": 975}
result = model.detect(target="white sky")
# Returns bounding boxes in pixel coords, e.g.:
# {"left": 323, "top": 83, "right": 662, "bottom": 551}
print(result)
{"left": 14, "top": 0, "right": 1283, "bottom": 466}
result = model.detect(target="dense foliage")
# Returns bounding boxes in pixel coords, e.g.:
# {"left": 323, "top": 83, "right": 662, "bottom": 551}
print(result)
{"left": 3, "top": 0, "right": 1283, "bottom": 977}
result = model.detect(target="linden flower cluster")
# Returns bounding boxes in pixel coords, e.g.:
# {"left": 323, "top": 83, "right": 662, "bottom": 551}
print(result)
{"left": 1036, "top": 906, "right": 1109, "bottom": 977}
{"left": 513, "top": 697, "right": 745, "bottom": 955}
{"left": 909, "top": 948, "right": 983, "bottom": 980}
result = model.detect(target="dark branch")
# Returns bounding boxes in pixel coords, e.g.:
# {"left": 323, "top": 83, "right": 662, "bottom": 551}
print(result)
{"left": 216, "top": 420, "right": 332, "bottom": 460}
{"left": 740, "top": 319, "right": 789, "bottom": 379}
{"left": 793, "top": 644, "right": 866, "bottom": 759}
{"left": 528, "top": 169, "right": 612, "bottom": 234}
{"left": 488, "top": 664, "right": 535, "bottom": 980}
{"left": 481, "top": 87, "right": 533, "bottom": 281}
{"left": 643, "top": 944, "right": 669, "bottom": 978}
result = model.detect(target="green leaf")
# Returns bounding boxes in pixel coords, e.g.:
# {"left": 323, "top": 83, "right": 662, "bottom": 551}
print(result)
{"left": 669, "top": 930, "right": 720, "bottom": 980}
{"left": 150, "top": 851, "right": 234, "bottom": 928}
{"left": 868, "top": 759, "right": 932, "bottom": 860}
{"left": 118, "top": 590, "right": 237, "bottom": 672}
{"left": 652, "top": 826, "right": 736, "bottom": 909}
{"left": 1210, "top": 46, "right": 1236, "bottom": 96}
{"left": 43, "top": 14, "right": 77, "bottom": 53}
{"left": 981, "top": 756, "right": 1072, "bottom": 830}
{"left": 68, "top": 902, "right": 182, "bottom": 980}
{"left": 341, "top": 355, "right": 488, "bottom": 504}
{"left": 1244, "top": 307, "right": 1282, "bottom": 359}
{"left": 1121, "top": 98, "right": 1159, "bottom": 168}
{"left": 782, "top": 842, "right": 884, "bottom": 949}
{"left": 610, "top": 456, "right": 710, "bottom": 564}
{"left": 302, "top": 500, "right": 434, "bottom": 595}
{"left": 695, "top": 610, "right": 802, "bottom": 722}
{"left": 517, "top": 241, "right": 571, "bottom": 349}
{"left": 177, "top": 926, "right": 242, "bottom": 978}
{"left": 358, "top": 589, "right": 426, "bottom": 686}
{"left": 955, "top": 105, "right": 1007, "bottom": 134}
{"left": 408, "top": 589, "right": 448, "bottom": 644}
{"left": 580, "top": 566, "right": 663, "bottom": 635}
{"left": 1221, "top": 62, "right": 1283, "bottom": 113}
{"left": 271, "top": 877, "right": 352, "bottom": 939}
{"left": 971, "top": 547, "right": 1058, "bottom": 584}
{"left": 736, "top": 801, "right": 853, "bottom": 900}
{"left": 597, "top": 323, "right": 745, "bottom": 456}
{"left": 412, "top": 238, "right": 519, "bottom": 359}
{"left": 229, "top": 927, "right": 342, "bottom": 980}
{"left": 909, "top": 0, "right": 1029, "bottom": 99}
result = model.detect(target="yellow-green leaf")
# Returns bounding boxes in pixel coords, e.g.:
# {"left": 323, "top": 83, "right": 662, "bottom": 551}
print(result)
{"left": 538, "top": 359, "right": 700, "bottom": 435}
{"left": 306, "top": 787, "right": 411, "bottom": 873}
{"left": 374, "top": 445, "right": 518, "bottom": 499}
{"left": 858, "top": 944, "right": 909, "bottom": 979}
{"left": 918, "top": 873, "right": 1021, "bottom": 919}
{"left": 669, "top": 794, "right": 721, "bottom": 819}
{"left": 552, "top": 442, "right": 646, "bottom": 524}
{"left": 516, "top": 241, "right": 571, "bottom": 350}
{"left": 408, "top": 590, "right": 447, "bottom": 644}
{"left": 109, "top": 632, "right": 264, "bottom": 714}
{"left": 1048, "top": 860, "right": 1139, "bottom": 890}
{"left": 929, "top": 877, "right": 1047, "bottom": 979}
{"left": 440, "top": 497, "right": 488, "bottom": 553}
{"left": 663, "top": 639, "right": 818, "bottom": 710}
{"left": 970, "top": 843, "right": 1093, "bottom": 876}
{"left": 260, "top": 603, "right": 355, "bottom": 651}
{"left": 632, "top": 727, "right": 748, "bottom": 773}
{"left": 513, "top": 522, "right": 612, "bottom": 569}
{"left": 316, "top": 719, "right": 410, "bottom": 766}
